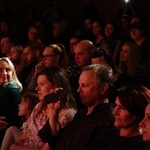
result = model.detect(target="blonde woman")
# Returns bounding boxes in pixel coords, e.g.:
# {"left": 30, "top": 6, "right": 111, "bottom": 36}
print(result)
{"left": 119, "top": 41, "right": 149, "bottom": 88}
{"left": 0, "top": 57, "right": 22, "bottom": 146}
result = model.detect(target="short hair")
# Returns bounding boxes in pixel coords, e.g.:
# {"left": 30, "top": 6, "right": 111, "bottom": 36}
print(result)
{"left": 82, "top": 64, "right": 114, "bottom": 96}
{"left": 0, "top": 57, "right": 22, "bottom": 91}
{"left": 117, "top": 84, "right": 150, "bottom": 121}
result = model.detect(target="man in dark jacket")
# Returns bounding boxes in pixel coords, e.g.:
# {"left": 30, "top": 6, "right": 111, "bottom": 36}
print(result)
{"left": 39, "top": 64, "right": 116, "bottom": 150}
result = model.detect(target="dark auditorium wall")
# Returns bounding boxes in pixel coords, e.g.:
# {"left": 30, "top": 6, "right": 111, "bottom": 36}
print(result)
{"left": 4, "top": 0, "right": 150, "bottom": 27}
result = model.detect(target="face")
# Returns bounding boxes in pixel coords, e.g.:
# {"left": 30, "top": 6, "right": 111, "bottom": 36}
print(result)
{"left": 119, "top": 45, "right": 130, "bottom": 62}
{"left": 23, "top": 46, "right": 36, "bottom": 64}
{"left": 18, "top": 99, "right": 29, "bottom": 117}
{"left": 113, "top": 98, "right": 138, "bottom": 128}
{"left": 0, "top": 37, "right": 11, "bottom": 55}
{"left": 35, "top": 75, "right": 54, "bottom": 101}
{"left": 0, "top": 21, "right": 8, "bottom": 32}
{"left": 28, "top": 27, "right": 38, "bottom": 41}
{"left": 74, "top": 43, "right": 91, "bottom": 67}
{"left": 91, "top": 56, "right": 107, "bottom": 65}
{"left": 0, "top": 60, "right": 13, "bottom": 84}
{"left": 121, "top": 18, "right": 130, "bottom": 30}
{"left": 42, "top": 47, "right": 58, "bottom": 67}
{"left": 139, "top": 104, "right": 150, "bottom": 142}
{"left": 52, "top": 26, "right": 59, "bottom": 37}
{"left": 130, "top": 28, "right": 143, "bottom": 41}
{"left": 10, "top": 47, "right": 22, "bottom": 63}
{"left": 85, "top": 19, "right": 92, "bottom": 30}
{"left": 70, "top": 38, "right": 79, "bottom": 53}
{"left": 77, "top": 70, "right": 101, "bottom": 107}
{"left": 105, "top": 23, "right": 114, "bottom": 37}
{"left": 92, "top": 22, "right": 102, "bottom": 36}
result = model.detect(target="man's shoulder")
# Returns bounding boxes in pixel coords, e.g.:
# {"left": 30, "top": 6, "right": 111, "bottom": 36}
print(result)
{"left": 66, "top": 63, "right": 81, "bottom": 76}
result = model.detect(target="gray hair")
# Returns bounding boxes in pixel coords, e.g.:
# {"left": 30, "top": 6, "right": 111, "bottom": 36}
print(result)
{"left": 82, "top": 64, "right": 114, "bottom": 95}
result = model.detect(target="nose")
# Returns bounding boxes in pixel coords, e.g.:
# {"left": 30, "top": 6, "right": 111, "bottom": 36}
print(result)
{"left": 77, "top": 85, "right": 82, "bottom": 93}
{"left": 112, "top": 107, "right": 118, "bottom": 116}
{"left": 139, "top": 118, "right": 145, "bottom": 128}
{"left": 35, "top": 85, "right": 39, "bottom": 91}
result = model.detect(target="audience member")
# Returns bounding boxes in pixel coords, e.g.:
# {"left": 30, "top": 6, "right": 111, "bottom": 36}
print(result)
{"left": 10, "top": 66, "right": 77, "bottom": 150}
{"left": 0, "top": 35, "right": 13, "bottom": 57}
{"left": 0, "top": 57, "right": 22, "bottom": 146}
{"left": 1, "top": 92, "right": 39, "bottom": 150}
{"left": 27, "top": 43, "right": 67, "bottom": 93}
{"left": 9, "top": 44, "right": 27, "bottom": 76}
{"left": 107, "top": 85, "right": 150, "bottom": 150}
{"left": 119, "top": 15, "right": 132, "bottom": 42}
{"left": 91, "top": 20, "right": 104, "bottom": 47}
{"left": 21, "top": 41, "right": 42, "bottom": 94}
{"left": 40, "top": 64, "right": 115, "bottom": 150}
{"left": 130, "top": 23, "right": 150, "bottom": 75}
{"left": 91, "top": 48, "right": 135, "bottom": 102}
{"left": 83, "top": 17, "right": 94, "bottom": 40}
{"left": 66, "top": 40, "right": 95, "bottom": 110}
{"left": 100, "top": 21, "right": 123, "bottom": 64}
{"left": 119, "top": 41, "right": 149, "bottom": 88}
{"left": 66, "top": 35, "right": 82, "bottom": 66}
{"left": 140, "top": 103, "right": 150, "bottom": 149}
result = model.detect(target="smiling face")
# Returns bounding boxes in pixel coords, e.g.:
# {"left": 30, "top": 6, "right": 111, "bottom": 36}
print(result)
{"left": 35, "top": 75, "right": 54, "bottom": 101}
{"left": 0, "top": 60, "right": 13, "bottom": 84}
{"left": 113, "top": 98, "right": 138, "bottom": 129}
{"left": 139, "top": 104, "right": 150, "bottom": 142}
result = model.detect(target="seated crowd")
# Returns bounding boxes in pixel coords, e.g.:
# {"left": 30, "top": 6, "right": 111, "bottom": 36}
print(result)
{"left": 0, "top": 0, "right": 150, "bottom": 149}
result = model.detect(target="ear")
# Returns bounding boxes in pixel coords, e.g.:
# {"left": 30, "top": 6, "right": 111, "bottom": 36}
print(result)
{"left": 99, "top": 84, "right": 108, "bottom": 95}
{"left": 35, "top": 50, "right": 40, "bottom": 57}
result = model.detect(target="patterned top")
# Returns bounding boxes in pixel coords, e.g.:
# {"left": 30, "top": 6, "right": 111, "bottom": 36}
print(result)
{"left": 22, "top": 102, "right": 77, "bottom": 148}
{"left": 23, "top": 103, "right": 48, "bottom": 148}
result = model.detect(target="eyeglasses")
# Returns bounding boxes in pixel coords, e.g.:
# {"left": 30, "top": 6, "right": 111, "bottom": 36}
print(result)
{"left": 42, "top": 54, "right": 57, "bottom": 59}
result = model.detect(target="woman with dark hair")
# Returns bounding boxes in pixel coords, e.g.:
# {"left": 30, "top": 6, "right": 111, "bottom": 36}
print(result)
{"left": 107, "top": 84, "right": 150, "bottom": 150}
{"left": 10, "top": 66, "right": 77, "bottom": 150}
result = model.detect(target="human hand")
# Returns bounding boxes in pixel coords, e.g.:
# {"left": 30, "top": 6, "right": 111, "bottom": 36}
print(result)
{"left": 45, "top": 88, "right": 63, "bottom": 118}
{"left": 0, "top": 116, "right": 8, "bottom": 130}
{"left": 35, "top": 61, "right": 44, "bottom": 75}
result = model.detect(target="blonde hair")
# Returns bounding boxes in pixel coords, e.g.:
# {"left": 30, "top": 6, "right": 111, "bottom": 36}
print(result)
{"left": 119, "top": 42, "right": 141, "bottom": 76}
{"left": 0, "top": 57, "right": 23, "bottom": 91}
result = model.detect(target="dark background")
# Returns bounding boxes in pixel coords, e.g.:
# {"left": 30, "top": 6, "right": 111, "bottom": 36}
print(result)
{"left": 3, "top": 0, "right": 150, "bottom": 23}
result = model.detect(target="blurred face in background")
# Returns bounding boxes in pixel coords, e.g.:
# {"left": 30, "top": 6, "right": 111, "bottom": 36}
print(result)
{"left": 119, "top": 45, "right": 130, "bottom": 63}
{"left": 42, "top": 47, "right": 59, "bottom": 67}
{"left": 92, "top": 22, "right": 102, "bottom": 36}
{"left": 105, "top": 23, "right": 115, "bottom": 37}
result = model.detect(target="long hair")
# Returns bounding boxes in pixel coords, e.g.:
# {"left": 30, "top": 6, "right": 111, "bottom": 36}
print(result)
{"left": 36, "top": 66, "right": 77, "bottom": 114}
{"left": 0, "top": 57, "right": 23, "bottom": 91}
{"left": 119, "top": 41, "right": 142, "bottom": 76}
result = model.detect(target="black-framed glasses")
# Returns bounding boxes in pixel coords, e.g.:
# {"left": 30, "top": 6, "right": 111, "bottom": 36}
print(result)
{"left": 42, "top": 54, "right": 57, "bottom": 59}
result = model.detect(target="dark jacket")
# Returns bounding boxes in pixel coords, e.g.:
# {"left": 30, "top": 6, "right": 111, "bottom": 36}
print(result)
{"left": 0, "top": 80, "right": 21, "bottom": 144}
{"left": 39, "top": 103, "right": 115, "bottom": 150}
